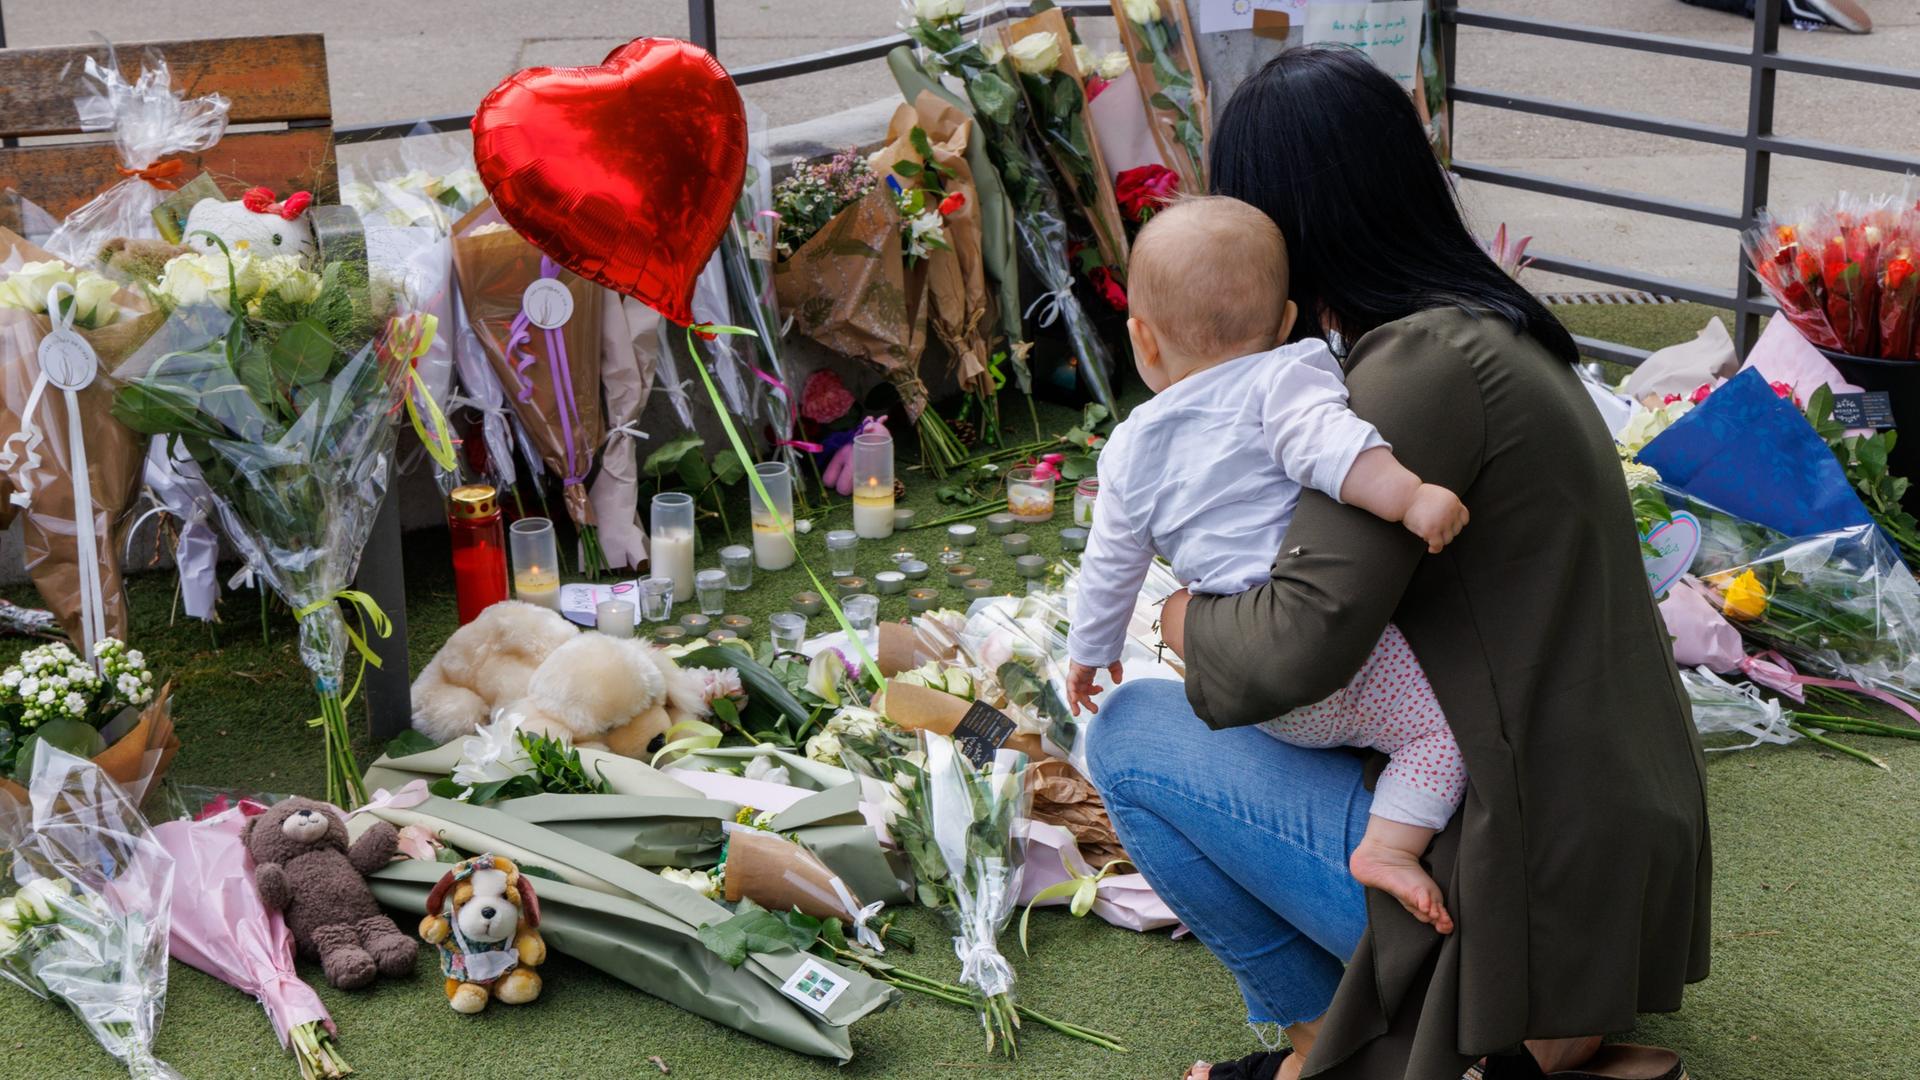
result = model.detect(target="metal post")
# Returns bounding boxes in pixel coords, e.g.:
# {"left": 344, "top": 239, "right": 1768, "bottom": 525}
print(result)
{"left": 354, "top": 486, "right": 413, "bottom": 742}
{"left": 1734, "top": 0, "right": 1781, "bottom": 357}
{"left": 688, "top": 0, "right": 717, "bottom": 55}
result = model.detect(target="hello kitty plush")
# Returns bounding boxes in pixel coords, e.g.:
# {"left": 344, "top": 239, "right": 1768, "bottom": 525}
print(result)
{"left": 182, "top": 187, "right": 317, "bottom": 259}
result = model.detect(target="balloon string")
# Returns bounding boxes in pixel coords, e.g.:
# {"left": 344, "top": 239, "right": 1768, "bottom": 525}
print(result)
{"left": 750, "top": 365, "right": 824, "bottom": 453}
{"left": 508, "top": 257, "right": 588, "bottom": 486}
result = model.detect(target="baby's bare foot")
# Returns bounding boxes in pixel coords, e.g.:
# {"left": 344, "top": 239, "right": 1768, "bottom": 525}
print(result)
{"left": 1350, "top": 838, "right": 1454, "bottom": 934}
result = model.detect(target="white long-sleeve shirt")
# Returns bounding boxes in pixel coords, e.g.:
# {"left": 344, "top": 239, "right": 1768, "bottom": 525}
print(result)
{"left": 1068, "top": 341, "right": 1386, "bottom": 668}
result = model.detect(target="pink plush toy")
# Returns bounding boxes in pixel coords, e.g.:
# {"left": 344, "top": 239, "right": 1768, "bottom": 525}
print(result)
{"left": 823, "top": 416, "right": 889, "bottom": 497}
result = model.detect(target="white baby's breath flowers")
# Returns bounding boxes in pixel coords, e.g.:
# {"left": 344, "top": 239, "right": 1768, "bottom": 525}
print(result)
{"left": 1009, "top": 32, "right": 1062, "bottom": 76}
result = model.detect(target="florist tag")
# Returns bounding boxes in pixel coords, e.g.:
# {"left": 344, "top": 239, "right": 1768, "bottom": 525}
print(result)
{"left": 38, "top": 328, "right": 99, "bottom": 391}
{"left": 1642, "top": 510, "right": 1702, "bottom": 600}
{"left": 521, "top": 278, "right": 574, "bottom": 330}
{"left": 778, "top": 957, "right": 850, "bottom": 1015}
{"left": 1829, "top": 391, "right": 1896, "bottom": 431}
{"left": 953, "top": 701, "right": 1018, "bottom": 768}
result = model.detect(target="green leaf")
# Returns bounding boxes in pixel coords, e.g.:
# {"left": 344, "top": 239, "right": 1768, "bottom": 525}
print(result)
{"left": 269, "top": 318, "right": 338, "bottom": 388}
{"left": 697, "top": 900, "right": 830, "bottom": 968}
{"left": 383, "top": 729, "right": 439, "bottom": 757}
{"left": 678, "top": 451, "right": 713, "bottom": 490}
{"left": 1081, "top": 403, "right": 1111, "bottom": 430}
{"left": 677, "top": 646, "right": 811, "bottom": 732}
{"left": 967, "top": 70, "right": 1018, "bottom": 128}
{"left": 713, "top": 447, "right": 747, "bottom": 486}
{"left": 909, "top": 125, "right": 935, "bottom": 162}
{"left": 892, "top": 159, "right": 925, "bottom": 179}
{"left": 711, "top": 694, "right": 740, "bottom": 730}
{"left": 644, "top": 434, "right": 706, "bottom": 477}
{"left": 1060, "top": 453, "right": 1096, "bottom": 481}
{"left": 1149, "top": 91, "right": 1177, "bottom": 111}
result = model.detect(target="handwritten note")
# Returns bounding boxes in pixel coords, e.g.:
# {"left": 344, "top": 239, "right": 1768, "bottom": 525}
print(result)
{"left": 1303, "top": 1, "right": 1423, "bottom": 89}
{"left": 1194, "top": 0, "right": 1311, "bottom": 35}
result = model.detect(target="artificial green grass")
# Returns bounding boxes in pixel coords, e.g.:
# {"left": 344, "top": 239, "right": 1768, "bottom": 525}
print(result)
{"left": 2, "top": 311, "right": 1918, "bottom": 1078}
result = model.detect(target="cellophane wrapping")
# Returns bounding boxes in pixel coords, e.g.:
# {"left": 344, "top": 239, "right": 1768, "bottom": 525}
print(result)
{"left": 0, "top": 745, "right": 179, "bottom": 1079}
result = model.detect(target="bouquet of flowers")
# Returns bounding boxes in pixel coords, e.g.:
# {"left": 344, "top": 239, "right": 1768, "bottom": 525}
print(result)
{"left": 150, "top": 807, "right": 349, "bottom": 1079}
{"left": 108, "top": 209, "right": 412, "bottom": 808}
{"left": 0, "top": 237, "right": 171, "bottom": 649}
{"left": 0, "top": 639, "right": 156, "bottom": 781}
{"left": 1745, "top": 194, "right": 1920, "bottom": 360}
{"left": 1109, "top": 0, "right": 1208, "bottom": 195}
{"left": 902, "top": 0, "right": 1121, "bottom": 412}
{"left": 0, "top": 746, "right": 179, "bottom": 1079}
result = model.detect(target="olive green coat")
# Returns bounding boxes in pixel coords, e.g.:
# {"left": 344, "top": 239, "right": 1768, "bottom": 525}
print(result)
{"left": 1184, "top": 309, "right": 1712, "bottom": 1080}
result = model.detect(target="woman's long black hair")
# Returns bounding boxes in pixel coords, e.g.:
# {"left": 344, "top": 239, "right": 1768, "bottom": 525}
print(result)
{"left": 1210, "top": 46, "right": 1579, "bottom": 364}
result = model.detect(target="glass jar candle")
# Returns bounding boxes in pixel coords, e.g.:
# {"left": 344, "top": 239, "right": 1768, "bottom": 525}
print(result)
{"left": 696, "top": 569, "right": 729, "bottom": 616}
{"left": 1074, "top": 477, "right": 1100, "bottom": 527}
{"left": 850, "top": 429, "right": 895, "bottom": 539}
{"left": 749, "top": 461, "right": 797, "bottom": 571}
{"left": 508, "top": 517, "right": 561, "bottom": 611}
{"left": 769, "top": 612, "right": 808, "bottom": 653}
{"left": 843, "top": 593, "right": 880, "bottom": 654}
{"left": 1006, "top": 465, "right": 1056, "bottom": 522}
{"left": 719, "top": 544, "right": 754, "bottom": 591}
{"left": 639, "top": 576, "right": 675, "bottom": 622}
{"left": 826, "top": 529, "right": 859, "bottom": 578}
{"left": 595, "top": 600, "right": 636, "bottom": 638}
{"left": 448, "top": 484, "right": 509, "bottom": 625}
{"left": 651, "top": 492, "right": 697, "bottom": 602}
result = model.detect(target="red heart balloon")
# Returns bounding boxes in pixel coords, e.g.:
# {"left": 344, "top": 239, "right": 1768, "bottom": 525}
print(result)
{"left": 472, "top": 37, "right": 747, "bottom": 326}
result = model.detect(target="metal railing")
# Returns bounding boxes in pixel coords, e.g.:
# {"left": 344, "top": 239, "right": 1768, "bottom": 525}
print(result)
{"left": 6, "top": 0, "right": 1916, "bottom": 366}
{"left": 1439, "top": 0, "right": 1920, "bottom": 365}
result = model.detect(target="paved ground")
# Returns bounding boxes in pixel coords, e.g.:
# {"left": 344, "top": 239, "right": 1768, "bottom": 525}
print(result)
{"left": 4, "top": 0, "right": 1917, "bottom": 297}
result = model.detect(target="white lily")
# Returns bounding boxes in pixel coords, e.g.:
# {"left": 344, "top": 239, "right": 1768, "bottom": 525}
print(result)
{"left": 452, "top": 713, "right": 533, "bottom": 787}
{"left": 807, "top": 649, "right": 844, "bottom": 706}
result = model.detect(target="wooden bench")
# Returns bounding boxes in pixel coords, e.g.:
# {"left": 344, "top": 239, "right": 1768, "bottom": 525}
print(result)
{"left": 0, "top": 33, "right": 414, "bottom": 742}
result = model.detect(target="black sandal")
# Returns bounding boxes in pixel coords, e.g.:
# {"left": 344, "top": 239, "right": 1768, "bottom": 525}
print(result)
{"left": 1183, "top": 1049, "right": 1292, "bottom": 1080}
{"left": 1482, "top": 1046, "right": 1687, "bottom": 1080}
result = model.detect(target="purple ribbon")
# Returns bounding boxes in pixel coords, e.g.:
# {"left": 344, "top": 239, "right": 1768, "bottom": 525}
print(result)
{"left": 507, "top": 257, "right": 587, "bottom": 485}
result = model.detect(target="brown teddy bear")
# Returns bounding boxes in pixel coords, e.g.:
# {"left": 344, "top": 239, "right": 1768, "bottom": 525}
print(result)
{"left": 421, "top": 855, "right": 546, "bottom": 1014}
{"left": 243, "top": 798, "right": 419, "bottom": 989}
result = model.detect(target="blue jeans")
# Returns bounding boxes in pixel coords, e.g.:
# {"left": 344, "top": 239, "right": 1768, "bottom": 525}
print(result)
{"left": 1087, "top": 679, "right": 1373, "bottom": 1026}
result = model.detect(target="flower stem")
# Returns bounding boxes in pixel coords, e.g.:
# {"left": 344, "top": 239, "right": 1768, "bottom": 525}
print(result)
{"left": 1789, "top": 721, "right": 1890, "bottom": 770}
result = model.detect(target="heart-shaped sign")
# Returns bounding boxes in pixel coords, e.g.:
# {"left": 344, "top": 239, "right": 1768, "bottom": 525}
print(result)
{"left": 1642, "top": 510, "right": 1702, "bottom": 599}
{"left": 472, "top": 37, "right": 747, "bottom": 326}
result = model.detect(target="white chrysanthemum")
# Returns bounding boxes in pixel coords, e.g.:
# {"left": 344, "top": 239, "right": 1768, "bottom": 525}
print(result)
{"left": 1621, "top": 458, "right": 1662, "bottom": 491}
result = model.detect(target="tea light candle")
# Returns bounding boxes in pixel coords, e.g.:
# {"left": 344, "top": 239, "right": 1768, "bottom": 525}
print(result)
{"left": 653, "top": 625, "right": 688, "bottom": 644}
{"left": 892, "top": 507, "right": 916, "bottom": 532}
{"left": 720, "top": 614, "right": 754, "bottom": 634}
{"left": 706, "top": 629, "right": 739, "bottom": 644}
{"left": 985, "top": 512, "right": 1017, "bottom": 535}
{"left": 851, "top": 428, "right": 896, "bottom": 539}
{"left": 1015, "top": 554, "right": 1047, "bottom": 579}
{"left": 595, "top": 600, "right": 637, "bottom": 637}
{"left": 890, "top": 549, "right": 918, "bottom": 565}
{"left": 900, "top": 559, "right": 930, "bottom": 580}
{"left": 1059, "top": 527, "right": 1090, "bottom": 552}
{"left": 947, "top": 523, "right": 978, "bottom": 548}
{"left": 834, "top": 576, "right": 867, "bottom": 599}
{"left": 947, "top": 563, "right": 977, "bottom": 588}
{"left": 679, "top": 613, "right": 712, "bottom": 634}
{"left": 961, "top": 578, "right": 995, "bottom": 599}
{"left": 907, "top": 588, "right": 941, "bottom": 614}
{"left": 937, "top": 547, "right": 964, "bottom": 567}
{"left": 1001, "top": 532, "right": 1032, "bottom": 556}
{"left": 875, "top": 570, "right": 907, "bottom": 595}
{"left": 792, "top": 591, "right": 823, "bottom": 616}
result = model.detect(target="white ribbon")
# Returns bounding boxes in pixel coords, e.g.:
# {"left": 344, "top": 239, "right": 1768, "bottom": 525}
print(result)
{"left": 0, "top": 283, "right": 107, "bottom": 660}
{"left": 1023, "top": 285, "right": 1073, "bottom": 329}
{"left": 828, "top": 876, "right": 888, "bottom": 954}
{"left": 1685, "top": 667, "right": 1801, "bottom": 752}
{"left": 227, "top": 559, "right": 261, "bottom": 592}
{"left": 602, "top": 421, "right": 650, "bottom": 449}
{"left": 347, "top": 778, "right": 432, "bottom": 818}
{"left": 954, "top": 936, "right": 1014, "bottom": 998}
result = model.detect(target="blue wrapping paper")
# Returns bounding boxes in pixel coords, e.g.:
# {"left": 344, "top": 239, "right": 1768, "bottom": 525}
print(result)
{"left": 1637, "top": 367, "right": 1875, "bottom": 538}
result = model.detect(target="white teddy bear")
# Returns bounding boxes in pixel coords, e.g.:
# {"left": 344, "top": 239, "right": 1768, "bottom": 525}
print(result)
{"left": 182, "top": 187, "right": 317, "bottom": 259}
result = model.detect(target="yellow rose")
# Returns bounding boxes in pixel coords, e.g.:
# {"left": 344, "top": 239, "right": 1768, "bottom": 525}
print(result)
{"left": 1009, "top": 32, "right": 1062, "bottom": 76}
{"left": 1123, "top": 0, "right": 1163, "bottom": 24}
{"left": 1720, "top": 570, "right": 1768, "bottom": 621}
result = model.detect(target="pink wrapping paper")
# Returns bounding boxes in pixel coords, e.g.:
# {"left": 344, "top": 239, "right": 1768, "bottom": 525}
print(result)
{"left": 150, "top": 809, "right": 334, "bottom": 1046}
{"left": 1660, "top": 578, "right": 1746, "bottom": 673}
{"left": 1018, "top": 821, "right": 1182, "bottom": 934}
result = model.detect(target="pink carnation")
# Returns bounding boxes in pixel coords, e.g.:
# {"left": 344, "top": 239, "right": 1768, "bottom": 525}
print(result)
{"left": 802, "top": 370, "right": 856, "bottom": 424}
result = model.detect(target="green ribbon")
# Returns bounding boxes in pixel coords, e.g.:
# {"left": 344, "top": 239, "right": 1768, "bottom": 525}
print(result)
{"left": 389, "top": 312, "right": 458, "bottom": 473}
{"left": 1018, "top": 851, "right": 1130, "bottom": 955}
{"left": 684, "top": 324, "right": 885, "bottom": 691}
{"left": 294, "top": 588, "right": 393, "bottom": 707}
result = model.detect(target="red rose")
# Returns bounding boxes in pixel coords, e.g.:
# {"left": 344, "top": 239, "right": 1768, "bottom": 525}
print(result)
{"left": 1689, "top": 382, "right": 1714, "bottom": 405}
{"left": 1888, "top": 256, "right": 1915, "bottom": 291}
{"left": 1088, "top": 265, "right": 1128, "bottom": 312}
{"left": 938, "top": 191, "right": 967, "bottom": 216}
{"left": 1087, "top": 75, "right": 1110, "bottom": 101}
{"left": 1114, "top": 164, "right": 1180, "bottom": 224}
{"left": 1770, "top": 380, "right": 1800, "bottom": 407}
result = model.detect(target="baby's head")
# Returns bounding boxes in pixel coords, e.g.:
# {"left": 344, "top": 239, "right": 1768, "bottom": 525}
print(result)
{"left": 1126, "top": 195, "right": 1296, "bottom": 392}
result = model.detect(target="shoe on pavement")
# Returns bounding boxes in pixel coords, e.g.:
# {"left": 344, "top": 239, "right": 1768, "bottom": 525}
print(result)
{"left": 1782, "top": 0, "right": 1873, "bottom": 33}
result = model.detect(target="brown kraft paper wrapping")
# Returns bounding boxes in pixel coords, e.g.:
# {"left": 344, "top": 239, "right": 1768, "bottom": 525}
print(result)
{"left": 451, "top": 202, "right": 605, "bottom": 527}
{"left": 774, "top": 189, "right": 933, "bottom": 420}
{"left": 723, "top": 827, "right": 864, "bottom": 923}
{"left": 0, "top": 682, "right": 179, "bottom": 807}
{"left": 1, "top": 229, "right": 168, "bottom": 644}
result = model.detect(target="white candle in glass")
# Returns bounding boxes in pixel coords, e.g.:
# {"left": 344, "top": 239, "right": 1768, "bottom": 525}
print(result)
{"left": 651, "top": 493, "right": 697, "bottom": 602}
{"left": 850, "top": 430, "right": 895, "bottom": 539}
{"left": 509, "top": 518, "right": 562, "bottom": 611}
{"left": 749, "top": 461, "right": 797, "bottom": 571}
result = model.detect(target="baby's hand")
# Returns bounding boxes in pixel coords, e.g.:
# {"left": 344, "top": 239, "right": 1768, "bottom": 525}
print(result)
{"left": 1404, "top": 484, "right": 1469, "bottom": 554}
{"left": 1067, "top": 661, "right": 1124, "bottom": 716}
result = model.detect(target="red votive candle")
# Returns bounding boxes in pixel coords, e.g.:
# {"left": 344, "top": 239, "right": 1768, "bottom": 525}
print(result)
{"left": 449, "top": 483, "right": 509, "bottom": 624}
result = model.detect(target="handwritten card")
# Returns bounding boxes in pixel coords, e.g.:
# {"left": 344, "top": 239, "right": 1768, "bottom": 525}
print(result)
{"left": 1194, "top": 0, "right": 1311, "bottom": 35}
{"left": 1303, "top": 0, "right": 1423, "bottom": 89}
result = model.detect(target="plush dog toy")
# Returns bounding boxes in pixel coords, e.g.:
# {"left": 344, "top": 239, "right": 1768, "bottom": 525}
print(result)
{"left": 410, "top": 601, "right": 580, "bottom": 744}
{"left": 243, "top": 799, "right": 419, "bottom": 989}
{"left": 420, "top": 855, "right": 546, "bottom": 1013}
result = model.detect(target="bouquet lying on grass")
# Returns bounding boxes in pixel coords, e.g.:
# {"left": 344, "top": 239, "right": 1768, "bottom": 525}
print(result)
{"left": 0, "top": 746, "right": 178, "bottom": 1079}
{"left": 107, "top": 226, "right": 415, "bottom": 809}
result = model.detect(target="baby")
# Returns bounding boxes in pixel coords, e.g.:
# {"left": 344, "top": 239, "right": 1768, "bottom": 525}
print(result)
{"left": 1066, "top": 196, "right": 1469, "bottom": 933}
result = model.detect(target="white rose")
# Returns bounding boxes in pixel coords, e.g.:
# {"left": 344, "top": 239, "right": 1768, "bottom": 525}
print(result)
{"left": 1073, "top": 44, "right": 1097, "bottom": 74}
{"left": 659, "top": 867, "right": 719, "bottom": 898}
{"left": 16, "top": 878, "right": 69, "bottom": 923}
{"left": 914, "top": 0, "right": 966, "bottom": 22}
{"left": 1009, "top": 32, "right": 1062, "bottom": 76}
{"left": 0, "top": 897, "right": 18, "bottom": 930}
{"left": 1097, "top": 50, "right": 1131, "bottom": 80}
{"left": 805, "top": 730, "right": 843, "bottom": 765}
{"left": 156, "top": 252, "right": 220, "bottom": 308}
{"left": 257, "top": 256, "right": 323, "bottom": 305}
{"left": 982, "top": 41, "right": 1006, "bottom": 65}
{"left": 0, "top": 923, "right": 16, "bottom": 954}
{"left": 1122, "top": 0, "right": 1163, "bottom": 24}
{"left": 68, "top": 271, "right": 121, "bottom": 329}
{"left": 1, "top": 261, "right": 76, "bottom": 314}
